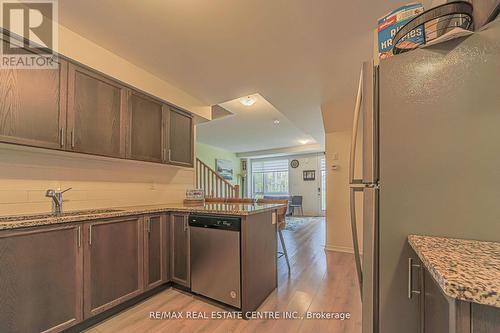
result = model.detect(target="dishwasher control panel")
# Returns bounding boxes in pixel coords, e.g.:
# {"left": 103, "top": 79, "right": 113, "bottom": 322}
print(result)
{"left": 188, "top": 215, "right": 241, "bottom": 231}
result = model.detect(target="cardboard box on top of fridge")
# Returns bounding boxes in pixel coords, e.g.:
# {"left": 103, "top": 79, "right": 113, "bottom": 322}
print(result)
{"left": 377, "top": 3, "right": 425, "bottom": 60}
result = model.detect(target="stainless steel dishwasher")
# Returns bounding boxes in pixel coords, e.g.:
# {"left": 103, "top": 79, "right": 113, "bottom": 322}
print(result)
{"left": 189, "top": 215, "right": 241, "bottom": 308}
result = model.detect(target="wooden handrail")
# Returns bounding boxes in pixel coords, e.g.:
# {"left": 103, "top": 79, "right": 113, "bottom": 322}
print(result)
{"left": 195, "top": 158, "right": 240, "bottom": 198}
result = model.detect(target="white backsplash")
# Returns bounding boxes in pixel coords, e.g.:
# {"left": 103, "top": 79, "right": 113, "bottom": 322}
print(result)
{"left": 0, "top": 144, "right": 194, "bottom": 215}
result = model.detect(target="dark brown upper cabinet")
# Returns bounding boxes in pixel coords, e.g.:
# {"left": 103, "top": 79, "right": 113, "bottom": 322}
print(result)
{"left": 127, "top": 92, "right": 166, "bottom": 163}
{"left": 0, "top": 32, "right": 194, "bottom": 166}
{"left": 67, "top": 63, "right": 127, "bottom": 158}
{"left": 0, "top": 40, "right": 68, "bottom": 150}
{"left": 168, "top": 107, "right": 193, "bottom": 167}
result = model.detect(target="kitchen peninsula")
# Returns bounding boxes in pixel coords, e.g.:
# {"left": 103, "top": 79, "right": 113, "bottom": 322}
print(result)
{"left": 0, "top": 202, "right": 284, "bottom": 332}
{"left": 408, "top": 235, "right": 500, "bottom": 332}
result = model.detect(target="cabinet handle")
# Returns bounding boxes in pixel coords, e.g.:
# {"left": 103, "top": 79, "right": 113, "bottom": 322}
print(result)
{"left": 184, "top": 216, "right": 188, "bottom": 232}
{"left": 163, "top": 149, "right": 167, "bottom": 162}
{"left": 60, "top": 128, "right": 65, "bottom": 147}
{"left": 77, "top": 226, "right": 81, "bottom": 248}
{"left": 89, "top": 225, "right": 92, "bottom": 245}
{"left": 168, "top": 149, "right": 171, "bottom": 162}
{"left": 148, "top": 219, "right": 151, "bottom": 234}
{"left": 408, "top": 258, "right": 421, "bottom": 299}
{"left": 71, "top": 130, "right": 75, "bottom": 148}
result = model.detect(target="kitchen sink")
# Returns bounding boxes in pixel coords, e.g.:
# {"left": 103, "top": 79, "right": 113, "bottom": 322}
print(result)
{"left": 0, "top": 209, "right": 123, "bottom": 223}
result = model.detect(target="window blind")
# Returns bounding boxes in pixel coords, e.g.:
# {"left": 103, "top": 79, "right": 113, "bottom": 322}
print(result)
{"left": 251, "top": 159, "right": 289, "bottom": 173}
{"left": 320, "top": 157, "right": 326, "bottom": 171}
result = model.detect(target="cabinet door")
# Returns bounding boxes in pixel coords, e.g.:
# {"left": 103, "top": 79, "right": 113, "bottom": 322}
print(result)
{"left": 144, "top": 214, "right": 168, "bottom": 290}
{"left": 0, "top": 40, "right": 67, "bottom": 150}
{"left": 127, "top": 92, "right": 165, "bottom": 163}
{"left": 170, "top": 214, "right": 190, "bottom": 287}
{"left": 423, "top": 268, "right": 451, "bottom": 333}
{"left": 163, "top": 215, "right": 170, "bottom": 282}
{"left": 67, "top": 63, "right": 126, "bottom": 158}
{"left": 472, "top": 303, "right": 500, "bottom": 333}
{"left": 422, "top": 266, "right": 476, "bottom": 333}
{"left": 406, "top": 251, "right": 425, "bottom": 333}
{"left": 168, "top": 108, "right": 193, "bottom": 167}
{"left": 0, "top": 225, "right": 83, "bottom": 333}
{"left": 84, "top": 217, "right": 143, "bottom": 318}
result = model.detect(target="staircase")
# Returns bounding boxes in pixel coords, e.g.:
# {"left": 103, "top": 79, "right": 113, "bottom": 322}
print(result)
{"left": 195, "top": 158, "right": 240, "bottom": 198}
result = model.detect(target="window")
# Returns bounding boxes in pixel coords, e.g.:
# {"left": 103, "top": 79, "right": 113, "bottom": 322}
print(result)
{"left": 251, "top": 159, "right": 289, "bottom": 196}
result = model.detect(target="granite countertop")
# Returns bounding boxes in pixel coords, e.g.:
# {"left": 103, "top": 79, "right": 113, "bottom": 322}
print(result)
{"left": 0, "top": 203, "right": 285, "bottom": 231}
{"left": 408, "top": 235, "right": 500, "bottom": 308}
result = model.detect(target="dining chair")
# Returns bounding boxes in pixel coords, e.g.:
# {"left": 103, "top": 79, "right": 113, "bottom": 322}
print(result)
{"left": 289, "top": 195, "right": 303, "bottom": 216}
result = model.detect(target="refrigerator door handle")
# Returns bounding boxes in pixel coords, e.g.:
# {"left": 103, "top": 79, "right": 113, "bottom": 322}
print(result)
{"left": 349, "top": 67, "right": 364, "bottom": 184}
{"left": 350, "top": 185, "right": 364, "bottom": 298}
{"left": 362, "top": 62, "right": 378, "bottom": 184}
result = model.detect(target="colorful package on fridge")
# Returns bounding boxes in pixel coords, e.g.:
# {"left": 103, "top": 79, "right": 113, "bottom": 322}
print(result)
{"left": 377, "top": 2, "right": 425, "bottom": 60}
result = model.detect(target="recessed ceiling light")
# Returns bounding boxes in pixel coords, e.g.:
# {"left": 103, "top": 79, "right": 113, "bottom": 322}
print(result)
{"left": 299, "top": 139, "right": 309, "bottom": 145}
{"left": 273, "top": 119, "right": 280, "bottom": 125}
{"left": 239, "top": 96, "right": 256, "bottom": 106}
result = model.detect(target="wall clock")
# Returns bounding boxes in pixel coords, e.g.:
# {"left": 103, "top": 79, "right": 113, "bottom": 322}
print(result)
{"left": 290, "top": 159, "right": 299, "bottom": 168}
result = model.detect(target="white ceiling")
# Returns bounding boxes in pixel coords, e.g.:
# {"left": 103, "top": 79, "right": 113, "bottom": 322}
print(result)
{"left": 197, "top": 94, "right": 315, "bottom": 152}
{"left": 58, "top": 0, "right": 415, "bottom": 150}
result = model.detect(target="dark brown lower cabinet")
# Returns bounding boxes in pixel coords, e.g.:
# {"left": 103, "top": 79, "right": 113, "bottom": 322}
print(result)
{"left": 0, "top": 225, "right": 83, "bottom": 333}
{"left": 170, "top": 213, "right": 190, "bottom": 287}
{"left": 83, "top": 217, "right": 143, "bottom": 318}
{"left": 144, "top": 214, "right": 169, "bottom": 290}
{"left": 418, "top": 258, "right": 500, "bottom": 333}
{"left": 241, "top": 210, "right": 277, "bottom": 314}
{"left": 471, "top": 303, "right": 500, "bottom": 333}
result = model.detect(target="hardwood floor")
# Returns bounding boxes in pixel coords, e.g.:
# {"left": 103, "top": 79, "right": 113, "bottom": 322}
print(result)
{"left": 86, "top": 217, "right": 361, "bottom": 333}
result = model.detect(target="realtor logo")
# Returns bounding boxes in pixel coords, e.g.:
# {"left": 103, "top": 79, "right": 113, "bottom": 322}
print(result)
{"left": 0, "top": 0, "right": 58, "bottom": 68}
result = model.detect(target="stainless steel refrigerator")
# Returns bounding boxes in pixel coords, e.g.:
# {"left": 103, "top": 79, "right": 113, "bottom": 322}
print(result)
{"left": 349, "top": 19, "right": 500, "bottom": 333}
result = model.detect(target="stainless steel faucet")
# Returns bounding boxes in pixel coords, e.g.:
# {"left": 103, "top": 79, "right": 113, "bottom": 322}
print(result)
{"left": 46, "top": 188, "right": 72, "bottom": 215}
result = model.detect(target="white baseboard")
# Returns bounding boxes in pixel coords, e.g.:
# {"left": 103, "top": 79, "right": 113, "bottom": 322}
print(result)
{"left": 324, "top": 245, "right": 362, "bottom": 255}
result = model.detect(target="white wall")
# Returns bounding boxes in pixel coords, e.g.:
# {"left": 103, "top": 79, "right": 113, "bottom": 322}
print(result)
{"left": 288, "top": 153, "right": 324, "bottom": 216}
{"left": 324, "top": 131, "right": 363, "bottom": 253}
{"left": 56, "top": 25, "right": 211, "bottom": 120}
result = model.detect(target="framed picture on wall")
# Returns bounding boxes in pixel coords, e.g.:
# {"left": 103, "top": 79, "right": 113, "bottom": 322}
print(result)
{"left": 216, "top": 159, "right": 233, "bottom": 180}
{"left": 303, "top": 170, "right": 315, "bottom": 181}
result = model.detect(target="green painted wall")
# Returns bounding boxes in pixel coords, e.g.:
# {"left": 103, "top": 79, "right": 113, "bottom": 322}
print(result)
{"left": 196, "top": 143, "right": 241, "bottom": 186}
